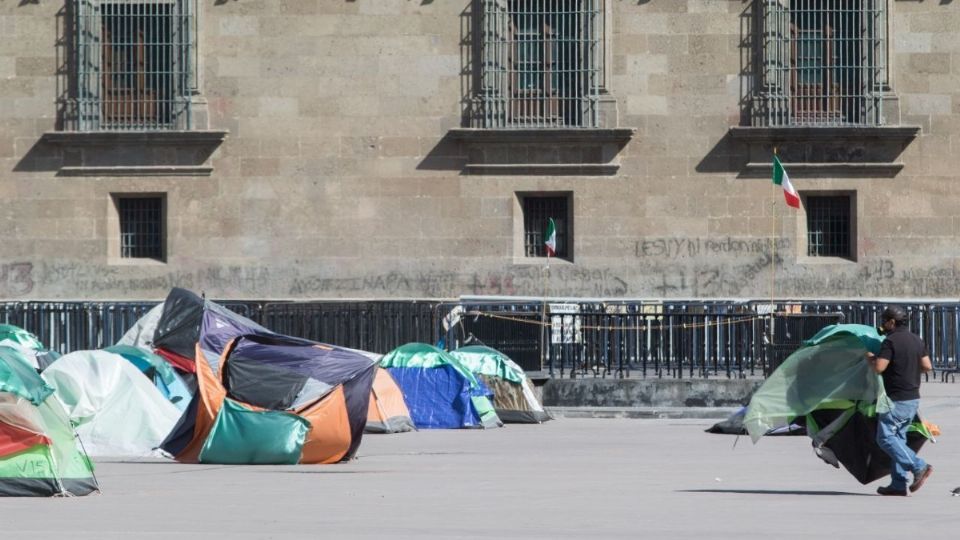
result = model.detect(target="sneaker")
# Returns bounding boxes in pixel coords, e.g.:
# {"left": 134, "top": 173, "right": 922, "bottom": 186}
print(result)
{"left": 910, "top": 465, "right": 933, "bottom": 493}
{"left": 876, "top": 485, "right": 908, "bottom": 496}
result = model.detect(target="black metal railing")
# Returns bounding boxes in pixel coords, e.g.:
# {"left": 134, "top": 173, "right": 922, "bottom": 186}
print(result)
{"left": 1, "top": 299, "right": 957, "bottom": 381}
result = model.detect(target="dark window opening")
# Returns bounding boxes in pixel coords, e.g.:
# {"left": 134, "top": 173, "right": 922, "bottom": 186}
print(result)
{"left": 118, "top": 196, "right": 165, "bottom": 260}
{"left": 806, "top": 195, "right": 851, "bottom": 258}
{"left": 101, "top": 3, "right": 174, "bottom": 127}
{"left": 523, "top": 195, "right": 570, "bottom": 259}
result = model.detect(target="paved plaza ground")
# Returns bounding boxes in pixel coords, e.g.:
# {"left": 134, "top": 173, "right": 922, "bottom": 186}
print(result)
{"left": 2, "top": 382, "right": 959, "bottom": 539}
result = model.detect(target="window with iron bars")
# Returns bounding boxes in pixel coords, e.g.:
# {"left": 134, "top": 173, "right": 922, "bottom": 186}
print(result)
{"left": 756, "top": 0, "right": 887, "bottom": 127}
{"left": 476, "top": 0, "right": 604, "bottom": 128}
{"left": 806, "top": 194, "right": 852, "bottom": 258}
{"left": 522, "top": 195, "right": 570, "bottom": 259}
{"left": 73, "top": 0, "right": 197, "bottom": 131}
{"left": 117, "top": 196, "right": 165, "bottom": 260}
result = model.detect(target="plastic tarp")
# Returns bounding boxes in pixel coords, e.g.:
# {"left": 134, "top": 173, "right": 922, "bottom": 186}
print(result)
{"left": 450, "top": 345, "right": 525, "bottom": 384}
{"left": 744, "top": 324, "right": 886, "bottom": 443}
{"left": 198, "top": 398, "right": 310, "bottom": 465}
{"left": 42, "top": 351, "right": 183, "bottom": 457}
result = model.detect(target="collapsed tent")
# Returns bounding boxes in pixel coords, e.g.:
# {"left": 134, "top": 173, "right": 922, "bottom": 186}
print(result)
{"left": 450, "top": 345, "right": 550, "bottom": 424}
{"left": 161, "top": 336, "right": 376, "bottom": 464}
{"left": 380, "top": 343, "right": 502, "bottom": 429}
{"left": 105, "top": 345, "right": 193, "bottom": 411}
{"left": 367, "top": 368, "right": 415, "bottom": 433}
{"left": 705, "top": 406, "right": 804, "bottom": 436}
{"left": 150, "top": 288, "right": 278, "bottom": 373}
{"left": 744, "top": 324, "right": 934, "bottom": 484}
{"left": 1, "top": 347, "right": 98, "bottom": 497}
{"left": 42, "top": 351, "right": 183, "bottom": 457}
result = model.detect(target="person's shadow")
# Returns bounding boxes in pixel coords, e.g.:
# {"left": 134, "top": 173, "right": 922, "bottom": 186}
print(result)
{"left": 678, "top": 489, "right": 871, "bottom": 497}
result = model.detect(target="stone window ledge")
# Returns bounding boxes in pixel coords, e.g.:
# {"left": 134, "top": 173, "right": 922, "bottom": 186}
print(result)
{"left": 728, "top": 126, "right": 920, "bottom": 178}
{"left": 447, "top": 128, "right": 635, "bottom": 176}
{"left": 38, "top": 130, "right": 228, "bottom": 177}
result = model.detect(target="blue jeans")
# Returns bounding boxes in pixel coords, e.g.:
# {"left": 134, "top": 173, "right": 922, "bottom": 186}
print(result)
{"left": 876, "top": 398, "right": 927, "bottom": 490}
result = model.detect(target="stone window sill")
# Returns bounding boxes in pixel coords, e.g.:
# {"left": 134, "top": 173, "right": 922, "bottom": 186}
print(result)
{"left": 37, "top": 130, "right": 228, "bottom": 177}
{"left": 447, "top": 128, "right": 635, "bottom": 176}
{"left": 728, "top": 126, "right": 920, "bottom": 178}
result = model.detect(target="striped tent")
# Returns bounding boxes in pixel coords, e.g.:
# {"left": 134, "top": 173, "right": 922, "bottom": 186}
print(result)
{"left": 0, "top": 346, "right": 98, "bottom": 497}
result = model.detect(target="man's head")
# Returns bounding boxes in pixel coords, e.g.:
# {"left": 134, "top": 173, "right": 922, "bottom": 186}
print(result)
{"left": 881, "top": 305, "right": 908, "bottom": 330}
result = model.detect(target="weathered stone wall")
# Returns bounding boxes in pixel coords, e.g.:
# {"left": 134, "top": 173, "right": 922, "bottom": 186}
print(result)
{"left": 2, "top": 1, "right": 959, "bottom": 300}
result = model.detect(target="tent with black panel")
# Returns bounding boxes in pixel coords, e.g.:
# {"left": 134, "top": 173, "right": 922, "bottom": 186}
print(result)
{"left": 744, "top": 324, "right": 936, "bottom": 485}
{"left": 450, "top": 345, "right": 550, "bottom": 424}
{"left": 161, "top": 335, "right": 376, "bottom": 464}
{"left": 0, "top": 346, "right": 98, "bottom": 497}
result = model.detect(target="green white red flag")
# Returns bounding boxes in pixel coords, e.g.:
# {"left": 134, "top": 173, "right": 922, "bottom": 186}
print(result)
{"left": 772, "top": 156, "right": 800, "bottom": 209}
{"left": 544, "top": 218, "right": 557, "bottom": 257}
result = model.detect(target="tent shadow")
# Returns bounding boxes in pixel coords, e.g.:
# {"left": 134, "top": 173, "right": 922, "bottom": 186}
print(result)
{"left": 678, "top": 489, "right": 871, "bottom": 497}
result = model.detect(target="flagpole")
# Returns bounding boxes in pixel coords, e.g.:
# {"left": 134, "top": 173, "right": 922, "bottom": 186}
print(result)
{"left": 540, "top": 252, "right": 549, "bottom": 373}
{"left": 770, "top": 146, "right": 778, "bottom": 310}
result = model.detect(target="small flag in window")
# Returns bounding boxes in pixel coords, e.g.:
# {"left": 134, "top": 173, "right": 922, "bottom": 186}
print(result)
{"left": 544, "top": 218, "right": 557, "bottom": 257}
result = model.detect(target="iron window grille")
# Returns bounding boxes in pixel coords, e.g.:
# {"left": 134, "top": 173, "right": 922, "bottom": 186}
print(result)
{"left": 523, "top": 195, "right": 569, "bottom": 258}
{"left": 476, "top": 0, "right": 604, "bottom": 128}
{"left": 73, "top": 0, "right": 196, "bottom": 131}
{"left": 756, "top": 0, "right": 887, "bottom": 127}
{"left": 118, "top": 196, "right": 165, "bottom": 259}
{"left": 806, "top": 195, "right": 851, "bottom": 258}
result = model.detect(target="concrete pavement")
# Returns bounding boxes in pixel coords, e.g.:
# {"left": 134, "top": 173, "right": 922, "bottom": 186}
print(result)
{"left": 1, "top": 382, "right": 958, "bottom": 539}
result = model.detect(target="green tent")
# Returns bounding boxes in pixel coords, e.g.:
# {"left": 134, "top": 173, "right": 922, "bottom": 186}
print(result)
{"left": 0, "top": 325, "right": 44, "bottom": 350}
{"left": 450, "top": 345, "right": 551, "bottom": 423}
{"left": 744, "top": 324, "right": 933, "bottom": 485}
{"left": 0, "top": 347, "right": 99, "bottom": 497}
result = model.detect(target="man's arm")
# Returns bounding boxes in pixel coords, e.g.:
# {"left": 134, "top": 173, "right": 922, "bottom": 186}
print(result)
{"left": 865, "top": 352, "right": 890, "bottom": 374}
{"left": 920, "top": 355, "right": 933, "bottom": 373}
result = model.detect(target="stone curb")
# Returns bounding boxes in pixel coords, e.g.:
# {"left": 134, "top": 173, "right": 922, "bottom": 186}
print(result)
{"left": 545, "top": 406, "right": 734, "bottom": 420}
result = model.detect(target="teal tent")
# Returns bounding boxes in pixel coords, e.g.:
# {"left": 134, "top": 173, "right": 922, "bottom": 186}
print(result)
{"left": 450, "top": 346, "right": 550, "bottom": 423}
{"left": 745, "top": 324, "right": 933, "bottom": 484}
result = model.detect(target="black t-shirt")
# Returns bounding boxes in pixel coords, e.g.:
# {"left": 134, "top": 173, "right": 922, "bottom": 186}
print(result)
{"left": 877, "top": 326, "right": 928, "bottom": 401}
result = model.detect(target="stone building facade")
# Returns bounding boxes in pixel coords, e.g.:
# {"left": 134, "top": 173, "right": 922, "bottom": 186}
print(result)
{"left": 1, "top": 0, "right": 958, "bottom": 301}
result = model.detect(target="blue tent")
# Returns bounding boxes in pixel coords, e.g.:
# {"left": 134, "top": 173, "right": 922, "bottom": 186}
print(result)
{"left": 105, "top": 345, "right": 193, "bottom": 412}
{"left": 380, "top": 343, "right": 501, "bottom": 429}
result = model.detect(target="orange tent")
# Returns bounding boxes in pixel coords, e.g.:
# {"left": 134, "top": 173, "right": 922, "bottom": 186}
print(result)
{"left": 366, "top": 368, "right": 415, "bottom": 433}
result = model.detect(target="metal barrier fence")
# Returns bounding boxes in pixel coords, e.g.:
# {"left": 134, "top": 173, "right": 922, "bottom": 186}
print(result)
{"left": 1, "top": 299, "right": 957, "bottom": 380}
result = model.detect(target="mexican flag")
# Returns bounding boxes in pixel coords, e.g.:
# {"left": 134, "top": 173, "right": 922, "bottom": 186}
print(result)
{"left": 772, "top": 156, "right": 800, "bottom": 209}
{"left": 544, "top": 218, "right": 557, "bottom": 257}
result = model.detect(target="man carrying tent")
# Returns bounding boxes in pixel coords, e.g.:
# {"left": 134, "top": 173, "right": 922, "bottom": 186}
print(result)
{"left": 866, "top": 306, "right": 934, "bottom": 496}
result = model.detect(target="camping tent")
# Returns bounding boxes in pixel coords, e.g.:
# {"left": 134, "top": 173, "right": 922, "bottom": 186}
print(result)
{"left": 1, "top": 346, "right": 98, "bottom": 497}
{"left": 380, "top": 343, "right": 502, "bottom": 429}
{"left": 450, "top": 345, "right": 550, "bottom": 423}
{"left": 105, "top": 345, "right": 193, "bottom": 411}
{"left": 744, "top": 324, "right": 934, "bottom": 484}
{"left": 161, "top": 336, "right": 377, "bottom": 464}
{"left": 42, "top": 351, "right": 184, "bottom": 457}
{"left": 0, "top": 324, "right": 61, "bottom": 370}
{"left": 366, "top": 368, "right": 415, "bottom": 433}
{"left": 149, "top": 288, "right": 279, "bottom": 373}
